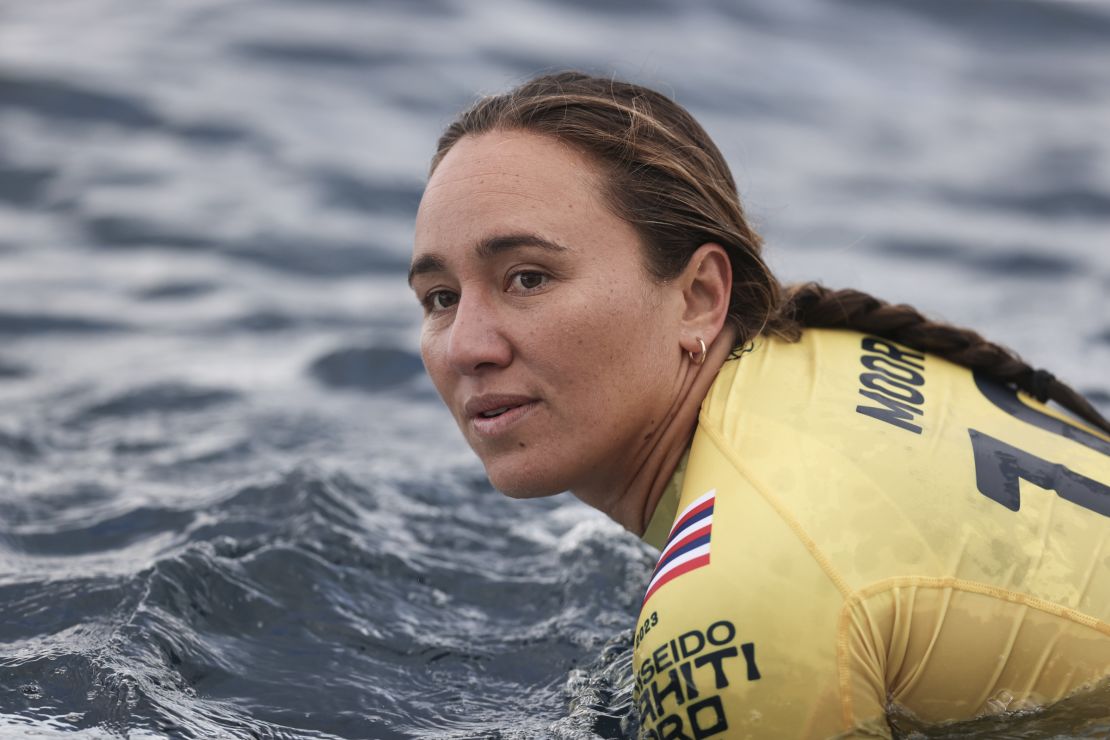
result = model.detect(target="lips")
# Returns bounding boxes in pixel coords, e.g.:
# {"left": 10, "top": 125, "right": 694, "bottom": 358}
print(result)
{"left": 463, "top": 394, "right": 540, "bottom": 437}
{"left": 464, "top": 394, "right": 535, "bottom": 418}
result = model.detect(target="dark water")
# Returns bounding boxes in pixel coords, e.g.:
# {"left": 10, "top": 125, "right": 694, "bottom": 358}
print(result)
{"left": 1, "top": 0, "right": 1108, "bottom": 737}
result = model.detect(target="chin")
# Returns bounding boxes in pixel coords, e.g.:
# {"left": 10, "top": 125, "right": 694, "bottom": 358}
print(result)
{"left": 482, "top": 459, "right": 567, "bottom": 499}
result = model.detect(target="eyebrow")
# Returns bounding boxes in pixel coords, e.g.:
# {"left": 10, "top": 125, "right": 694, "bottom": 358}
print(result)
{"left": 408, "top": 232, "right": 569, "bottom": 286}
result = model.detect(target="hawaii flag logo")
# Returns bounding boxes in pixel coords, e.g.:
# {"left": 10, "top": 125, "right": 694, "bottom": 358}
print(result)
{"left": 643, "top": 489, "right": 716, "bottom": 606}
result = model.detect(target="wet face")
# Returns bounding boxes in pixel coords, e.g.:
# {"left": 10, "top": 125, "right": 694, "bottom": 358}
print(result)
{"left": 410, "top": 130, "right": 688, "bottom": 498}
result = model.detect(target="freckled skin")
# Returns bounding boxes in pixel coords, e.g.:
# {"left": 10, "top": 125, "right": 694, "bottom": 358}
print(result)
{"left": 412, "top": 132, "right": 686, "bottom": 503}
{"left": 411, "top": 131, "right": 734, "bottom": 530}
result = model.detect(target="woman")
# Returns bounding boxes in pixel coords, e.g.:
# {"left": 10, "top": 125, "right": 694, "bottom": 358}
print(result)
{"left": 409, "top": 72, "right": 1110, "bottom": 738}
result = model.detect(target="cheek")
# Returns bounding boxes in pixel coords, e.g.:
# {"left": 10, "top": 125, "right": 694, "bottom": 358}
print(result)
{"left": 596, "top": 282, "right": 675, "bottom": 351}
{"left": 419, "top": 327, "right": 451, "bottom": 392}
{"left": 597, "top": 290, "right": 680, "bottom": 390}
{"left": 553, "top": 290, "right": 669, "bottom": 384}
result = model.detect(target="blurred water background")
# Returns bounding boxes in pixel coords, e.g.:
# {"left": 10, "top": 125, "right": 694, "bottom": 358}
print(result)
{"left": 1, "top": 0, "right": 1108, "bottom": 737}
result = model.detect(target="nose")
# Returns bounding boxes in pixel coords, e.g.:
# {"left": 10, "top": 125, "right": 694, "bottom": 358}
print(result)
{"left": 445, "top": 291, "right": 512, "bottom": 375}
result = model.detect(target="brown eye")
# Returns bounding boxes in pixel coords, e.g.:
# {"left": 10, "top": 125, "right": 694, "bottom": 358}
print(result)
{"left": 427, "top": 290, "right": 459, "bottom": 311}
{"left": 510, "top": 271, "right": 548, "bottom": 292}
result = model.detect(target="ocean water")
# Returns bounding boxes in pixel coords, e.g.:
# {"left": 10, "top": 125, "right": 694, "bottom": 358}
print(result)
{"left": 1, "top": 0, "right": 1108, "bottom": 738}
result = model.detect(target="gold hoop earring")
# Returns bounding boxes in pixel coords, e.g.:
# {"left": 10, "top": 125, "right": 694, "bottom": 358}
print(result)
{"left": 688, "top": 337, "right": 707, "bottom": 366}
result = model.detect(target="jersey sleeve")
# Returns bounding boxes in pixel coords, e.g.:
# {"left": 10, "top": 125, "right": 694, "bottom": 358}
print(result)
{"left": 632, "top": 428, "right": 892, "bottom": 739}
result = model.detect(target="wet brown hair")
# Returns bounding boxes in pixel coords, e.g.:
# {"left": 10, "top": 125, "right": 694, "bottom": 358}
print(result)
{"left": 431, "top": 71, "right": 1109, "bottom": 434}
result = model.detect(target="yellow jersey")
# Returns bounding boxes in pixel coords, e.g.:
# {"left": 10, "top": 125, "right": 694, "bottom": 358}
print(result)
{"left": 633, "top": 329, "right": 1110, "bottom": 739}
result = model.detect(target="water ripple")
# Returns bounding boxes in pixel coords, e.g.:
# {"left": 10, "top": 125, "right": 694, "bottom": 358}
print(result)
{"left": 0, "top": 312, "right": 128, "bottom": 337}
{"left": 2, "top": 0, "right": 1108, "bottom": 736}
{"left": 72, "top": 383, "right": 240, "bottom": 423}
{"left": 309, "top": 346, "right": 425, "bottom": 393}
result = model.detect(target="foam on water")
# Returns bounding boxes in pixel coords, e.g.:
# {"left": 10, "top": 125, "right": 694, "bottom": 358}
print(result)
{"left": 2, "top": 464, "right": 652, "bottom": 737}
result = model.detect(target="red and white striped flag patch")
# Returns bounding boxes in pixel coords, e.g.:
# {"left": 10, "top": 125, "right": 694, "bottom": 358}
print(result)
{"left": 642, "top": 489, "right": 715, "bottom": 606}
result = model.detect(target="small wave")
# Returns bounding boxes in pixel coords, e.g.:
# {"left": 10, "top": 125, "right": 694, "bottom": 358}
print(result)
{"left": 840, "top": 174, "right": 1110, "bottom": 223}
{"left": 0, "top": 71, "right": 260, "bottom": 152}
{"left": 480, "top": 49, "right": 592, "bottom": 77}
{"left": 1, "top": 502, "right": 192, "bottom": 557}
{"left": 313, "top": 168, "right": 423, "bottom": 217}
{"left": 0, "top": 72, "right": 163, "bottom": 129}
{"left": 220, "top": 310, "right": 298, "bottom": 333}
{"left": 555, "top": 519, "right": 655, "bottom": 609}
{"left": 0, "top": 481, "right": 114, "bottom": 529}
{"left": 83, "top": 215, "right": 217, "bottom": 250}
{"left": 2, "top": 462, "right": 646, "bottom": 736}
{"left": 0, "top": 576, "right": 142, "bottom": 644}
{"left": 555, "top": 631, "right": 637, "bottom": 740}
{"left": 72, "top": 383, "right": 240, "bottom": 422}
{"left": 151, "top": 438, "right": 255, "bottom": 475}
{"left": 0, "top": 312, "right": 128, "bottom": 337}
{"left": 112, "top": 439, "right": 169, "bottom": 455}
{"left": 211, "top": 310, "right": 370, "bottom": 335}
{"left": 233, "top": 41, "right": 398, "bottom": 70}
{"left": 535, "top": 0, "right": 676, "bottom": 16}
{"left": 0, "top": 357, "right": 30, "bottom": 378}
{"left": 0, "top": 429, "right": 38, "bottom": 458}
{"left": 870, "top": 237, "right": 963, "bottom": 262}
{"left": 81, "top": 213, "right": 409, "bottom": 276}
{"left": 195, "top": 467, "right": 376, "bottom": 538}
{"left": 171, "top": 120, "right": 259, "bottom": 147}
{"left": 0, "top": 653, "right": 142, "bottom": 735}
{"left": 969, "top": 251, "right": 1081, "bottom": 278}
{"left": 133, "top": 281, "right": 219, "bottom": 301}
{"left": 964, "top": 66, "right": 1100, "bottom": 104}
{"left": 0, "top": 163, "right": 55, "bottom": 208}
{"left": 309, "top": 346, "right": 424, "bottom": 392}
{"left": 224, "top": 237, "right": 410, "bottom": 277}
{"left": 836, "top": 0, "right": 1110, "bottom": 48}
{"left": 888, "top": 678, "right": 1110, "bottom": 738}
{"left": 871, "top": 238, "right": 1081, "bottom": 278}
{"left": 937, "top": 184, "right": 1110, "bottom": 222}
{"left": 301, "top": 0, "right": 457, "bottom": 12}
{"left": 0, "top": 647, "right": 275, "bottom": 739}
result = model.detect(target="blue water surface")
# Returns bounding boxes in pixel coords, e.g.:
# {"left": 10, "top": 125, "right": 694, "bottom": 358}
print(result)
{"left": 1, "top": 0, "right": 1108, "bottom": 737}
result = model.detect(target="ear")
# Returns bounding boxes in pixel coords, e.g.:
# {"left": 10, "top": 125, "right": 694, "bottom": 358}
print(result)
{"left": 677, "top": 243, "right": 732, "bottom": 355}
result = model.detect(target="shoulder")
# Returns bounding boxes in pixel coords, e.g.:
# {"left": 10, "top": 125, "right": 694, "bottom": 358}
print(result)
{"left": 633, "top": 430, "right": 864, "bottom": 738}
{"left": 703, "top": 328, "right": 951, "bottom": 436}
{"left": 694, "top": 326, "right": 1110, "bottom": 609}
{"left": 633, "top": 502, "right": 883, "bottom": 737}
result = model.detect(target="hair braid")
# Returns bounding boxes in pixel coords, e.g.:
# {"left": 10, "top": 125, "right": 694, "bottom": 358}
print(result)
{"left": 781, "top": 283, "right": 1110, "bottom": 435}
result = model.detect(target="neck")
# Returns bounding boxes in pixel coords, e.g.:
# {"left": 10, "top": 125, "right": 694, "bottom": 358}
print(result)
{"left": 571, "top": 327, "right": 739, "bottom": 535}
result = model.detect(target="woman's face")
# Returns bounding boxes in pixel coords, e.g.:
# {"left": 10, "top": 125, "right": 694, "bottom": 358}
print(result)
{"left": 411, "top": 130, "right": 688, "bottom": 498}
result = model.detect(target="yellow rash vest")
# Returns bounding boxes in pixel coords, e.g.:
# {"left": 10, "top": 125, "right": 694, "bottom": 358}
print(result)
{"left": 632, "top": 329, "right": 1110, "bottom": 739}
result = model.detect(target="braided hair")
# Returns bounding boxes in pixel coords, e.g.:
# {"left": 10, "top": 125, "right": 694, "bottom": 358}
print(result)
{"left": 773, "top": 283, "right": 1108, "bottom": 433}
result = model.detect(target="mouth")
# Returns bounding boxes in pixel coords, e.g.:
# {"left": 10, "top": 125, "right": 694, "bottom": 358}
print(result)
{"left": 464, "top": 395, "right": 540, "bottom": 437}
